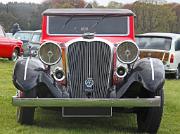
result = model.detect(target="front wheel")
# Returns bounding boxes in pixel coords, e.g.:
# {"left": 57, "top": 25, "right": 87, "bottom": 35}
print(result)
{"left": 9, "top": 49, "right": 18, "bottom": 61}
{"left": 17, "top": 89, "right": 37, "bottom": 125}
{"left": 17, "top": 107, "right": 35, "bottom": 125}
{"left": 137, "top": 89, "right": 164, "bottom": 133}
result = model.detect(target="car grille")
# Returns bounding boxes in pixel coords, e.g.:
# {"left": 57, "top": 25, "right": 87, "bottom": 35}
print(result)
{"left": 67, "top": 41, "right": 112, "bottom": 98}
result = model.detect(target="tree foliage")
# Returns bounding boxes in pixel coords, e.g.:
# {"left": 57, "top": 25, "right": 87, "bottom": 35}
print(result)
{"left": 44, "top": 0, "right": 86, "bottom": 8}
{"left": 107, "top": 1, "right": 123, "bottom": 8}
{"left": 0, "top": 0, "right": 86, "bottom": 32}
{"left": 0, "top": 0, "right": 180, "bottom": 34}
{"left": 131, "top": 2, "right": 177, "bottom": 33}
{"left": 172, "top": 4, "right": 180, "bottom": 34}
{"left": 0, "top": 11, "right": 17, "bottom": 31}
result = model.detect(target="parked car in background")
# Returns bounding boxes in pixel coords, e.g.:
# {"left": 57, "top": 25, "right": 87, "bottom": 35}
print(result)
{"left": 136, "top": 33, "right": 180, "bottom": 79}
{"left": 14, "top": 31, "right": 34, "bottom": 57}
{"left": 14, "top": 31, "right": 33, "bottom": 44}
{"left": 23, "top": 30, "right": 41, "bottom": 57}
{"left": 0, "top": 25, "right": 23, "bottom": 61}
{"left": 6, "top": 33, "right": 13, "bottom": 39}
{"left": 12, "top": 9, "right": 165, "bottom": 133}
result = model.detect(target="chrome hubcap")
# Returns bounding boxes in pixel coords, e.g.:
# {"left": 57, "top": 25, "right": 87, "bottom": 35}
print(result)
{"left": 12, "top": 51, "right": 18, "bottom": 61}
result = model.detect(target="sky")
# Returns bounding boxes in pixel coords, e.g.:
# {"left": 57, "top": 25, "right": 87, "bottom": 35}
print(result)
{"left": 0, "top": 0, "right": 180, "bottom": 5}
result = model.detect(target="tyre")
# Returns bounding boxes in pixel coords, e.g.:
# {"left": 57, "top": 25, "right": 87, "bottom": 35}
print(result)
{"left": 17, "top": 89, "right": 37, "bottom": 125}
{"left": 9, "top": 49, "right": 18, "bottom": 61}
{"left": 137, "top": 89, "right": 164, "bottom": 133}
{"left": 175, "top": 67, "right": 180, "bottom": 80}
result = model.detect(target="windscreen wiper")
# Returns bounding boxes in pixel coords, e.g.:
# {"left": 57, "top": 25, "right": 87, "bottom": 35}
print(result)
{"left": 61, "top": 15, "right": 74, "bottom": 29}
{"left": 88, "top": 15, "right": 107, "bottom": 32}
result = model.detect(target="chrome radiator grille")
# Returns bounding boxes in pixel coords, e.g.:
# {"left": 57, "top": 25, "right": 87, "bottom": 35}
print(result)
{"left": 67, "top": 41, "right": 112, "bottom": 98}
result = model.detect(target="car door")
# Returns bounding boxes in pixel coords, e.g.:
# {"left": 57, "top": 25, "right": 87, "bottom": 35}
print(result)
{"left": 0, "top": 26, "right": 11, "bottom": 58}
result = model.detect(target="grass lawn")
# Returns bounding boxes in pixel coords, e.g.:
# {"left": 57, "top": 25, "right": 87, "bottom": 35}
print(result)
{"left": 0, "top": 58, "right": 180, "bottom": 134}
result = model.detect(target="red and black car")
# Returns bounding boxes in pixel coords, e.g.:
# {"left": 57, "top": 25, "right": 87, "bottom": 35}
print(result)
{"left": 12, "top": 9, "right": 165, "bottom": 133}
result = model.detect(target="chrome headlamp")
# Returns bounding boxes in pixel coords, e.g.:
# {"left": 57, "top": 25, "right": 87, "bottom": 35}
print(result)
{"left": 116, "top": 40, "right": 139, "bottom": 64}
{"left": 38, "top": 41, "right": 62, "bottom": 65}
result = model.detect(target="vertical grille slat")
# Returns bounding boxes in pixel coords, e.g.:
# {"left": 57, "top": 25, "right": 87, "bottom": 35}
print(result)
{"left": 67, "top": 41, "right": 112, "bottom": 98}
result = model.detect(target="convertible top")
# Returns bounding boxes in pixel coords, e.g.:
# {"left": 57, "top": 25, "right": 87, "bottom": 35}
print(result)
{"left": 42, "top": 8, "right": 135, "bottom": 16}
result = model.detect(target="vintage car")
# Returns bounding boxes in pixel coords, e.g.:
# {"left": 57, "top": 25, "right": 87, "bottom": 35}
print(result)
{"left": 0, "top": 25, "right": 23, "bottom": 61}
{"left": 136, "top": 33, "right": 180, "bottom": 79}
{"left": 12, "top": 9, "right": 165, "bottom": 133}
{"left": 23, "top": 30, "right": 41, "bottom": 57}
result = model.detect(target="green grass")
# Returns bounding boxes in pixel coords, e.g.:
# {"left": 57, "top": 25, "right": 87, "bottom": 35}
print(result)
{"left": 0, "top": 58, "right": 180, "bottom": 134}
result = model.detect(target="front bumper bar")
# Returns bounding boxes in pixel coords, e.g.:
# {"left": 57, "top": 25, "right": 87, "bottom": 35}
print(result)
{"left": 12, "top": 96, "right": 161, "bottom": 107}
{"left": 165, "top": 69, "right": 177, "bottom": 74}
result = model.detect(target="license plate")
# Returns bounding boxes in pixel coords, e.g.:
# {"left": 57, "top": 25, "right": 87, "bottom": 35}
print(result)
{"left": 62, "top": 107, "right": 112, "bottom": 117}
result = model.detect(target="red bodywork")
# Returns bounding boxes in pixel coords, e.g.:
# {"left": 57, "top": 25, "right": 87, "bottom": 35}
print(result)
{"left": 0, "top": 26, "right": 23, "bottom": 59}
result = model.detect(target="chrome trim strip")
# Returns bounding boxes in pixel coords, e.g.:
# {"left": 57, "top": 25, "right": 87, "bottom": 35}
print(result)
{"left": 150, "top": 58, "right": 155, "bottom": 81}
{"left": 139, "top": 49, "right": 169, "bottom": 53}
{"left": 24, "top": 57, "right": 30, "bottom": 81}
{"left": 65, "top": 37, "right": 114, "bottom": 47}
{"left": 12, "top": 96, "right": 161, "bottom": 107}
{"left": 46, "top": 16, "right": 130, "bottom": 36}
{"left": 162, "top": 52, "right": 166, "bottom": 61}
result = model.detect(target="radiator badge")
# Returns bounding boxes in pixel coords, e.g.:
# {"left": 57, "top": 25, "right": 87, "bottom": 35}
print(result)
{"left": 85, "top": 78, "right": 94, "bottom": 88}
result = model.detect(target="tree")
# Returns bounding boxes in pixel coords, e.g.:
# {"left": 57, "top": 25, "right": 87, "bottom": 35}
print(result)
{"left": 172, "top": 4, "right": 180, "bottom": 33}
{"left": 130, "top": 2, "right": 177, "bottom": 33}
{"left": 107, "top": 1, "right": 123, "bottom": 8}
{"left": 29, "top": 3, "right": 50, "bottom": 30}
{"left": 138, "top": 0, "right": 167, "bottom": 5}
{"left": 0, "top": 11, "right": 17, "bottom": 32}
{"left": 44, "top": 0, "right": 86, "bottom": 8}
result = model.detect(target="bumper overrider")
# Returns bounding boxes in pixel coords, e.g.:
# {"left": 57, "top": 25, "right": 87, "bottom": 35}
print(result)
{"left": 12, "top": 56, "right": 164, "bottom": 108}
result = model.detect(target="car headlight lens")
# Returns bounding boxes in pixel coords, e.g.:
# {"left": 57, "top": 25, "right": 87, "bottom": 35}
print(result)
{"left": 38, "top": 41, "right": 61, "bottom": 65}
{"left": 116, "top": 41, "right": 139, "bottom": 64}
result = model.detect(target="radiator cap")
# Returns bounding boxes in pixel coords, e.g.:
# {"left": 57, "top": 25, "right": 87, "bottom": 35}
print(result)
{"left": 82, "top": 32, "right": 95, "bottom": 39}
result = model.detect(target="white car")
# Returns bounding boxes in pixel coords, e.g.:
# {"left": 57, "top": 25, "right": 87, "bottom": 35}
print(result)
{"left": 136, "top": 33, "right": 180, "bottom": 79}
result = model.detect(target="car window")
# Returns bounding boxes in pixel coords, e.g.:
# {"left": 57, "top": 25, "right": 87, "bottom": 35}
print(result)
{"left": 14, "top": 32, "right": 33, "bottom": 41}
{"left": 175, "top": 39, "right": 180, "bottom": 51}
{"left": 136, "top": 36, "right": 172, "bottom": 51}
{"left": 0, "top": 27, "right": 5, "bottom": 37}
{"left": 31, "top": 33, "right": 41, "bottom": 43}
{"left": 48, "top": 15, "right": 128, "bottom": 35}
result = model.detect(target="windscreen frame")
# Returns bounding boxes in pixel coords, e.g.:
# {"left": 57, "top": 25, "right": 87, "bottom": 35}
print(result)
{"left": 46, "top": 15, "right": 130, "bottom": 36}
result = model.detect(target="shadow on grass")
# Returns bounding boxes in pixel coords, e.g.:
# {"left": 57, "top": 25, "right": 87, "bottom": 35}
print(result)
{"left": 34, "top": 108, "right": 138, "bottom": 134}
{"left": 0, "top": 58, "right": 12, "bottom": 63}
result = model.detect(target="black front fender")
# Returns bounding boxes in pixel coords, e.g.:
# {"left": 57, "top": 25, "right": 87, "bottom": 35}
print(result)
{"left": 13, "top": 57, "right": 64, "bottom": 98}
{"left": 117, "top": 58, "right": 165, "bottom": 98}
{"left": 13, "top": 57, "right": 45, "bottom": 91}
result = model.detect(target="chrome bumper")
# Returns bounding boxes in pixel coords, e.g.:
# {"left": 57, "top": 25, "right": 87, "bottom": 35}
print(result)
{"left": 12, "top": 96, "right": 161, "bottom": 107}
{"left": 165, "top": 69, "right": 177, "bottom": 74}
